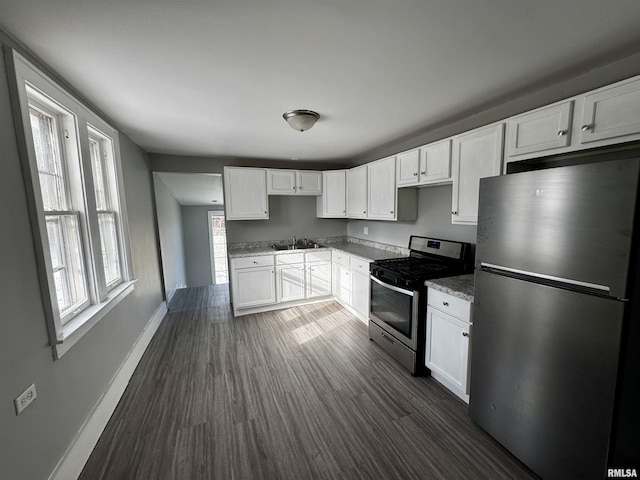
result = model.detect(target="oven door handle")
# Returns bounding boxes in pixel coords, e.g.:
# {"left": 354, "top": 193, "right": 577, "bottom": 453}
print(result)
{"left": 370, "top": 275, "right": 414, "bottom": 296}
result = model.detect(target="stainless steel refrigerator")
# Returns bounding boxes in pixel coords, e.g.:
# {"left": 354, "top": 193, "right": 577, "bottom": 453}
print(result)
{"left": 470, "top": 156, "right": 640, "bottom": 480}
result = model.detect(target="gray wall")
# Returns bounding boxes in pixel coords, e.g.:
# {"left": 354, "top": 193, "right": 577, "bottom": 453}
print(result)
{"left": 348, "top": 185, "right": 477, "bottom": 247}
{"left": 351, "top": 51, "right": 640, "bottom": 166}
{"left": 225, "top": 195, "right": 348, "bottom": 244}
{"left": 0, "top": 43, "right": 164, "bottom": 480}
{"left": 182, "top": 205, "right": 223, "bottom": 287}
{"left": 153, "top": 175, "right": 187, "bottom": 300}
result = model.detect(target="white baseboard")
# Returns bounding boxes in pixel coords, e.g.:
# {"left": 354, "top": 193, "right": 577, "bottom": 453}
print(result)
{"left": 48, "top": 301, "right": 168, "bottom": 480}
{"left": 166, "top": 282, "right": 186, "bottom": 304}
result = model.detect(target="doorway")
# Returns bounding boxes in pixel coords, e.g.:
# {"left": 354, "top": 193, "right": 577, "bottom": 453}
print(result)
{"left": 208, "top": 211, "right": 229, "bottom": 285}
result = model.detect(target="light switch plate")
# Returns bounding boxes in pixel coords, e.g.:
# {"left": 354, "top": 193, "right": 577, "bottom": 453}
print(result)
{"left": 363, "top": 226, "right": 368, "bottom": 235}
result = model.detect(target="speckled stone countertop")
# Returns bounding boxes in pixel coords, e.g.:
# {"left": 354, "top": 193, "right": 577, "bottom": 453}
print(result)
{"left": 425, "top": 274, "right": 474, "bottom": 302}
{"left": 227, "top": 236, "right": 408, "bottom": 262}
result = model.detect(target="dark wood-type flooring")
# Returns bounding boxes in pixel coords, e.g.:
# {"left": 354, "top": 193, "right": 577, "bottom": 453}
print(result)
{"left": 79, "top": 285, "right": 537, "bottom": 480}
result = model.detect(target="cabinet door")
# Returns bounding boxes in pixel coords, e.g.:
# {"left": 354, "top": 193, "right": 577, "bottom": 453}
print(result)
{"left": 346, "top": 165, "right": 368, "bottom": 218}
{"left": 332, "top": 263, "right": 351, "bottom": 304}
{"left": 232, "top": 266, "right": 276, "bottom": 308}
{"left": 425, "top": 306, "right": 470, "bottom": 394}
{"left": 306, "top": 261, "right": 332, "bottom": 298}
{"left": 267, "top": 169, "right": 297, "bottom": 195}
{"left": 224, "top": 167, "right": 269, "bottom": 220}
{"left": 507, "top": 101, "right": 573, "bottom": 157}
{"left": 276, "top": 264, "right": 306, "bottom": 302}
{"left": 350, "top": 270, "right": 370, "bottom": 323}
{"left": 297, "top": 171, "right": 322, "bottom": 195}
{"left": 580, "top": 77, "right": 640, "bottom": 145}
{"left": 451, "top": 123, "right": 504, "bottom": 225}
{"left": 396, "top": 149, "right": 420, "bottom": 186}
{"left": 320, "top": 170, "right": 346, "bottom": 217}
{"left": 367, "top": 156, "right": 397, "bottom": 220}
{"left": 420, "top": 139, "right": 452, "bottom": 184}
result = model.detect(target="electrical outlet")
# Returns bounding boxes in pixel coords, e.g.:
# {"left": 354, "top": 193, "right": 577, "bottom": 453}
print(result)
{"left": 14, "top": 383, "right": 37, "bottom": 415}
{"left": 363, "top": 226, "right": 369, "bottom": 235}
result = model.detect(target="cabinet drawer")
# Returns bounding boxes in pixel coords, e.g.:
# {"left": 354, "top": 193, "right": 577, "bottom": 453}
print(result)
{"left": 306, "top": 250, "right": 332, "bottom": 263}
{"left": 428, "top": 289, "right": 471, "bottom": 321}
{"left": 232, "top": 255, "right": 274, "bottom": 269}
{"left": 332, "top": 250, "right": 350, "bottom": 267}
{"left": 276, "top": 253, "right": 305, "bottom": 265}
{"left": 350, "top": 255, "right": 370, "bottom": 274}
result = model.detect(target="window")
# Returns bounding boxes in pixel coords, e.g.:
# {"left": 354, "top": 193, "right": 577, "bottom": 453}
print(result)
{"left": 88, "top": 127, "right": 122, "bottom": 289}
{"left": 8, "top": 50, "right": 135, "bottom": 358}
{"left": 208, "top": 211, "right": 229, "bottom": 284}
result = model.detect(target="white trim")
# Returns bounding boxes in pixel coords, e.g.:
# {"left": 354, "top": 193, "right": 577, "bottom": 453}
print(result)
{"left": 167, "top": 282, "right": 186, "bottom": 304}
{"left": 48, "top": 301, "right": 168, "bottom": 480}
{"left": 207, "top": 210, "right": 227, "bottom": 286}
{"left": 54, "top": 280, "right": 136, "bottom": 359}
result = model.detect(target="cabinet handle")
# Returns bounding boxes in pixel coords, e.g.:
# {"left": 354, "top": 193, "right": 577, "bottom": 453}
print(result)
{"left": 443, "top": 301, "right": 449, "bottom": 306}
{"left": 581, "top": 124, "right": 592, "bottom": 132}
{"left": 413, "top": 172, "right": 418, "bottom": 176}
{"left": 557, "top": 129, "right": 567, "bottom": 137}
{"left": 390, "top": 210, "right": 394, "bottom": 214}
{"left": 363, "top": 211, "right": 366, "bottom": 214}
{"left": 452, "top": 211, "right": 458, "bottom": 215}
{"left": 462, "top": 332, "right": 469, "bottom": 337}
{"left": 420, "top": 171, "right": 426, "bottom": 175}
{"left": 299, "top": 186, "right": 303, "bottom": 189}
{"left": 253, "top": 261, "right": 258, "bottom": 264}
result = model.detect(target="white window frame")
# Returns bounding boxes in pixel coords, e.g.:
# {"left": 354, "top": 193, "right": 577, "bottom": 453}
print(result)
{"left": 6, "top": 49, "right": 135, "bottom": 359}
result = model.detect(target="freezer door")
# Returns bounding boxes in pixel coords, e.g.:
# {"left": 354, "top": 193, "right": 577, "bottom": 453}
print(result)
{"left": 476, "top": 158, "right": 639, "bottom": 298}
{"left": 470, "top": 270, "right": 624, "bottom": 480}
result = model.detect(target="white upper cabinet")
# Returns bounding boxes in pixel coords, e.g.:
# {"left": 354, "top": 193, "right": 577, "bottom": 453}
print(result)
{"left": 296, "top": 171, "right": 323, "bottom": 195}
{"left": 396, "top": 140, "right": 452, "bottom": 187}
{"left": 452, "top": 122, "right": 504, "bottom": 225}
{"left": 367, "top": 156, "right": 397, "bottom": 220}
{"left": 421, "top": 139, "right": 452, "bottom": 184}
{"left": 507, "top": 101, "right": 573, "bottom": 157}
{"left": 267, "top": 169, "right": 322, "bottom": 195}
{"left": 267, "top": 169, "right": 296, "bottom": 194}
{"left": 224, "top": 167, "right": 269, "bottom": 220}
{"left": 579, "top": 76, "right": 640, "bottom": 145}
{"left": 347, "top": 164, "right": 368, "bottom": 219}
{"left": 396, "top": 149, "right": 421, "bottom": 186}
{"left": 506, "top": 74, "right": 640, "bottom": 164}
{"left": 317, "top": 170, "right": 347, "bottom": 218}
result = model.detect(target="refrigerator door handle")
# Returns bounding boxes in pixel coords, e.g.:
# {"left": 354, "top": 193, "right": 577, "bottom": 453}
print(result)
{"left": 480, "top": 262, "right": 612, "bottom": 295}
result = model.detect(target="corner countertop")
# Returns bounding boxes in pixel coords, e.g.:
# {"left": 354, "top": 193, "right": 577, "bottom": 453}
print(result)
{"left": 425, "top": 274, "right": 474, "bottom": 302}
{"left": 227, "top": 237, "right": 408, "bottom": 262}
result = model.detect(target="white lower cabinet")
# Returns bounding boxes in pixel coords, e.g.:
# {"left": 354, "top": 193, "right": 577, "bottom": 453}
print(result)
{"left": 350, "top": 271, "right": 370, "bottom": 323}
{"left": 230, "top": 255, "right": 276, "bottom": 311}
{"left": 332, "top": 261, "right": 351, "bottom": 305}
{"left": 425, "top": 289, "right": 473, "bottom": 403}
{"left": 231, "top": 248, "right": 370, "bottom": 320}
{"left": 276, "top": 263, "right": 306, "bottom": 302}
{"left": 307, "top": 261, "right": 332, "bottom": 298}
{"left": 332, "top": 251, "right": 371, "bottom": 323}
{"left": 232, "top": 251, "right": 333, "bottom": 316}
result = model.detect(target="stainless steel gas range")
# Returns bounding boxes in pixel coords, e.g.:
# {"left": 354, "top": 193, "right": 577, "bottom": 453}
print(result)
{"left": 368, "top": 236, "right": 473, "bottom": 375}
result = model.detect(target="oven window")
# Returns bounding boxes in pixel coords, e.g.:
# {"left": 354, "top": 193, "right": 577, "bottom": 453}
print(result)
{"left": 370, "top": 280, "right": 413, "bottom": 338}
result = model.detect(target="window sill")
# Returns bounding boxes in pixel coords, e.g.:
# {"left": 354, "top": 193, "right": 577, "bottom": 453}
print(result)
{"left": 53, "top": 280, "right": 137, "bottom": 359}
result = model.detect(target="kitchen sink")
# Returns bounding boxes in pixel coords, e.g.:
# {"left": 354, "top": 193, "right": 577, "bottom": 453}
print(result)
{"left": 272, "top": 243, "right": 323, "bottom": 251}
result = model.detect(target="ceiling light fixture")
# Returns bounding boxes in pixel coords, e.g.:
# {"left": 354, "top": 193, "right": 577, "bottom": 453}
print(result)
{"left": 282, "top": 109, "right": 320, "bottom": 132}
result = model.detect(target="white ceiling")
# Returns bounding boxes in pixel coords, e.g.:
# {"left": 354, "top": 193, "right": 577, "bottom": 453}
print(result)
{"left": 2, "top": 1, "right": 640, "bottom": 163}
{"left": 155, "top": 172, "right": 223, "bottom": 206}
